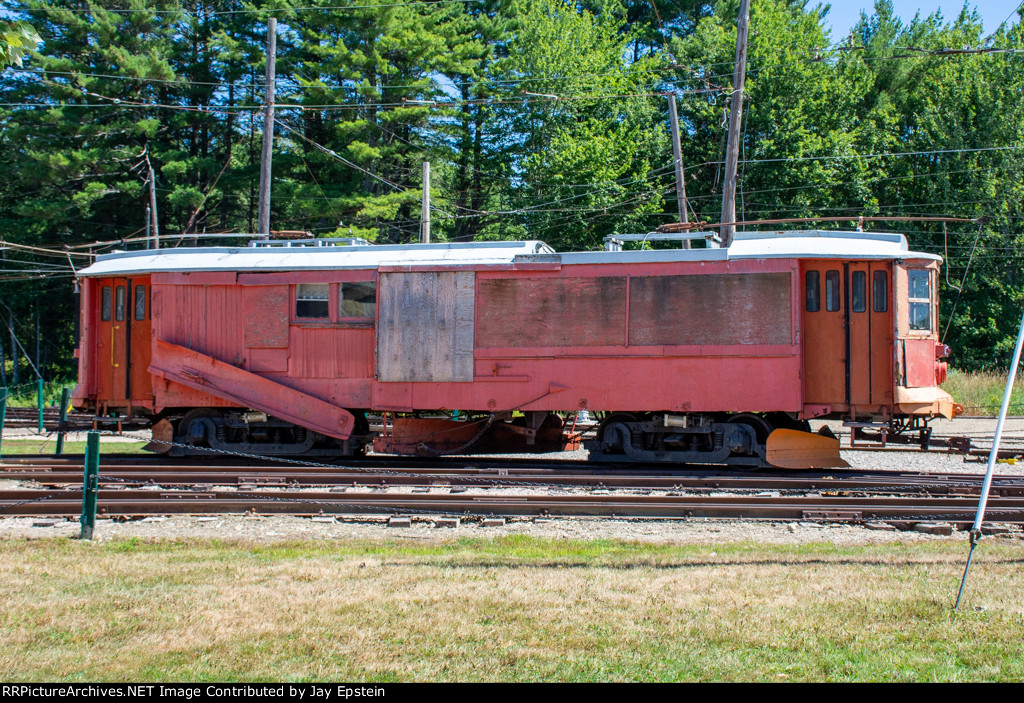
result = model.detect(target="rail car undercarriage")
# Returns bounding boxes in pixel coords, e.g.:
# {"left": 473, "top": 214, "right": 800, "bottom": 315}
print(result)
{"left": 144, "top": 406, "right": 859, "bottom": 469}
{"left": 589, "top": 412, "right": 815, "bottom": 467}
{"left": 152, "top": 409, "right": 372, "bottom": 457}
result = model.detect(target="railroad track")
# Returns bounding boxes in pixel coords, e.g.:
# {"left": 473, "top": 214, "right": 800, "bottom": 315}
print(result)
{"left": 2, "top": 454, "right": 1024, "bottom": 525}
{"left": 3, "top": 455, "right": 1024, "bottom": 496}
{"left": 1, "top": 488, "right": 1022, "bottom": 526}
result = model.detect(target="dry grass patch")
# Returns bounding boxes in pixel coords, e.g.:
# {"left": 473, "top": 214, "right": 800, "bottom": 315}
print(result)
{"left": 0, "top": 536, "right": 1022, "bottom": 681}
{"left": 942, "top": 368, "right": 1024, "bottom": 416}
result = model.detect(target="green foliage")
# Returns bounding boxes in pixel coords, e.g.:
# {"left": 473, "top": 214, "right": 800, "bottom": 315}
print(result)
{"left": 0, "top": 20, "right": 40, "bottom": 69}
{"left": 0, "top": 0, "right": 1022, "bottom": 373}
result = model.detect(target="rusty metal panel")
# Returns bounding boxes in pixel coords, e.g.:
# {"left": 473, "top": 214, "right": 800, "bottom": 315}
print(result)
{"left": 628, "top": 273, "right": 791, "bottom": 346}
{"left": 242, "top": 286, "right": 289, "bottom": 349}
{"left": 476, "top": 276, "right": 626, "bottom": 348}
{"left": 377, "top": 271, "right": 475, "bottom": 382}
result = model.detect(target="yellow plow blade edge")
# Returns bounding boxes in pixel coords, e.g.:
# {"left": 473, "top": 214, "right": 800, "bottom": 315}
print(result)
{"left": 766, "top": 428, "right": 849, "bottom": 469}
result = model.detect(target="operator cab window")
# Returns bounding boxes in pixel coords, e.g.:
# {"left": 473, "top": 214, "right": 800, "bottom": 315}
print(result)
{"left": 296, "top": 283, "right": 329, "bottom": 318}
{"left": 825, "top": 270, "right": 840, "bottom": 311}
{"left": 873, "top": 271, "right": 888, "bottom": 313}
{"left": 115, "top": 286, "right": 126, "bottom": 321}
{"left": 908, "top": 270, "right": 931, "bottom": 331}
{"left": 101, "top": 286, "right": 112, "bottom": 321}
{"left": 340, "top": 281, "right": 376, "bottom": 319}
{"left": 852, "top": 271, "right": 867, "bottom": 313}
{"left": 134, "top": 285, "right": 146, "bottom": 321}
{"left": 805, "top": 271, "right": 820, "bottom": 312}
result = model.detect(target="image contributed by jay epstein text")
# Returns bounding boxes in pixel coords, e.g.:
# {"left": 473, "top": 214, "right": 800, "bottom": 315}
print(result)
{"left": 0, "top": 686, "right": 387, "bottom": 700}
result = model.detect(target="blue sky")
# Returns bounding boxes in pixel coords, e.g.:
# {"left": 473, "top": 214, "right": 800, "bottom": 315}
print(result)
{"left": 823, "top": 1, "right": 1022, "bottom": 40}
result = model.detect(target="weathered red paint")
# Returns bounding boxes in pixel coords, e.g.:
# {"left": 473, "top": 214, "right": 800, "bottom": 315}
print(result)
{"left": 150, "top": 339, "right": 356, "bottom": 439}
{"left": 75, "top": 245, "right": 952, "bottom": 433}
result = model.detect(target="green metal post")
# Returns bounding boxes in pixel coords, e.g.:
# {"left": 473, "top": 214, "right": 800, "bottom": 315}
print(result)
{"left": 56, "top": 387, "right": 70, "bottom": 456}
{"left": 80, "top": 431, "right": 99, "bottom": 540}
{"left": 0, "top": 387, "right": 6, "bottom": 457}
{"left": 36, "top": 377, "right": 44, "bottom": 433}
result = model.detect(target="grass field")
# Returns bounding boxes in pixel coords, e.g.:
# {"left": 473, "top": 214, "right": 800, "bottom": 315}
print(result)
{"left": 943, "top": 369, "right": 1024, "bottom": 416}
{"left": 0, "top": 439, "right": 148, "bottom": 455}
{"left": 0, "top": 536, "right": 1022, "bottom": 682}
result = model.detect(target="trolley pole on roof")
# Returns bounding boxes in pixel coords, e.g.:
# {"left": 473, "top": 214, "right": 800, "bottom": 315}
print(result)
{"left": 720, "top": 0, "right": 750, "bottom": 248}
{"left": 421, "top": 161, "right": 430, "bottom": 244}
{"left": 955, "top": 303, "right": 1024, "bottom": 610}
{"left": 667, "top": 94, "right": 690, "bottom": 249}
{"left": 257, "top": 17, "right": 277, "bottom": 237}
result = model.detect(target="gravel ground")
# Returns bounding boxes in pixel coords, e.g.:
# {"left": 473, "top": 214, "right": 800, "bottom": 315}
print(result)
{"left": 2, "top": 513, "right": 1020, "bottom": 546}
{"left": 3, "top": 417, "right": 1024, "bottom": 545}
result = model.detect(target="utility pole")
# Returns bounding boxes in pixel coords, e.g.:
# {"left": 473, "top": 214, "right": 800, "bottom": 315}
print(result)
{"left": 667, "top": 93, "right": 690, "bottom": 249}
{"left": 720, "top": 0, "right": 750, "bottom": 248}
{"left": 421, "top": 161, "right": 430, "bottom": 243}
{"left": 257, "top": 17, "right": 277, "bottom": 237}
{"left": 146, "top": 155, "right": 160, "bottom": 249}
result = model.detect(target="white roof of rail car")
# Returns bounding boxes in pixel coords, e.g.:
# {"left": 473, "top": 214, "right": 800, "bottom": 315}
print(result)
{"left": 78, "top": 230, "right": 940, "bottom": 277}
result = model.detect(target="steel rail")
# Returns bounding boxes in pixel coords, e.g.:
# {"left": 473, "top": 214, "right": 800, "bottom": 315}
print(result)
{"left": 4, "top": 467, "right": 1024, "bottom": 497}
{"left": 2, "top": 488, "right": 1024, "bottom": 523}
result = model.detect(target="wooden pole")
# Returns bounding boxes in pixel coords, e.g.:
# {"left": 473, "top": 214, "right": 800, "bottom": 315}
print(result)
{"left": 720, "top": 0, "right": 750, "bottom": 248}
{"left": 257, "top": 17, "right": 277, "bottom": 237}
{"left": 667, "top": 94, "right": 690, "bottom": 249}
{"left": 147, "top": 156, "right": 160, "bottom": 249}
{"left": 421, "top": 161, "right": 430, "bottom": 243}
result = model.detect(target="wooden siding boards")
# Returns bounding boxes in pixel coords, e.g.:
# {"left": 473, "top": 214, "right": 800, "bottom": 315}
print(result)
{"left": 628, "top": 273, "right": 792, "bottom": 346}
{"left": 242, "top": 286, "right": 289, "bottom": 348}
{"left": 476, "top": 277, "right": 627, "bottom": 348}
{"left": 377, "top": 271, "right": 475, "bottom": 382}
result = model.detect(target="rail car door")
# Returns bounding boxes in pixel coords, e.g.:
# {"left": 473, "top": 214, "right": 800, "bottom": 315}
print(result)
{"left": 802, "top": 262, "right": 893, "bottom": 409}
{"left": 95, "top": 277, "right": 129, "bottom": 405}
{"left": 129, "top": 277, "right": 154, "bottom": 406}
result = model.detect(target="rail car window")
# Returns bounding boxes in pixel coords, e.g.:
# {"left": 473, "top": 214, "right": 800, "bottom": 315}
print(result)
{"left": 340, "top": 281, "right": 376, "bottom": 319}
{"left": 134, "top": 285, "right": 146, "bottom": 321}
{"left": 805, "top": 271, "right": 820, "bottom": 312}
{"left": 852, "top": 271, "right": 867, "bottom": 313}
{"left": 101, "top": 287, "right": 112, "bottom": 321}
{"left": 873, "top": 271, "right": 888, "bottom": 312}
{"left": 908, "top": 270, "right": 931, "bottom": 331}
{"left": 825, "top": 270, "right": 840, "bottom": 311}
{"left": 295, "top": 283, "right": 330, "bottom": 318}
{"left": 115, "top": 286, "right": 126, "bottom": 321}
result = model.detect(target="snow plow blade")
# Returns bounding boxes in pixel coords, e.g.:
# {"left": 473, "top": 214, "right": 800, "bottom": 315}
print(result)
{"left": 766, "top": 428, "right": 849, "bottom": 469}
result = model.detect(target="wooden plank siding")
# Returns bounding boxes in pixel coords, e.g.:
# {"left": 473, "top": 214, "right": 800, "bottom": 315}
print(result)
{"left": 376, "top": 271, "right": 475, "bottom": 382}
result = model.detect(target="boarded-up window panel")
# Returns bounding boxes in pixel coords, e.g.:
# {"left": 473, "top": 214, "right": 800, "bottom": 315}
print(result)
{"left": 377, "top": 271, "right": 475, "bottom": 382}
{"left": 243, "top": 286, "right": 289, "bottom": 349}
{"left": 476, "top": 277, "right": 626, "bottom": 348}
{"left": 629, "top": 273, "right": 792, "bottom": 346}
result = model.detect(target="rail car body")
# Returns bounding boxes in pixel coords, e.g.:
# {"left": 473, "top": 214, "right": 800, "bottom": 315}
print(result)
{"left": 72, "top": 230, "right": 956, "bottom": 466}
